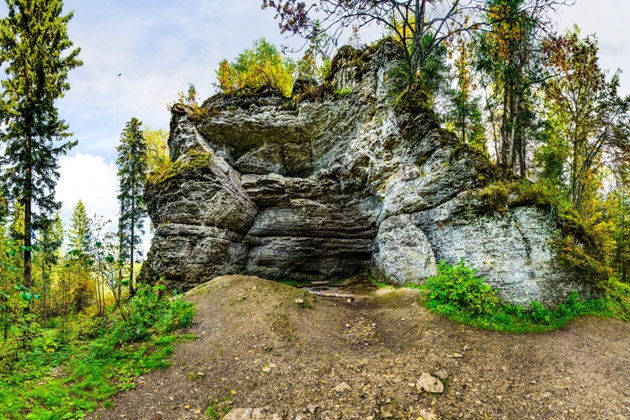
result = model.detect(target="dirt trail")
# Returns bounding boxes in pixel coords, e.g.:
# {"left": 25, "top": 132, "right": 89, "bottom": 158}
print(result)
{"left": 90, "top": 276, "right": 630, "bottom": 420}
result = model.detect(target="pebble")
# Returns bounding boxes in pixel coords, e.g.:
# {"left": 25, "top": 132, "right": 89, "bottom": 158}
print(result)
{"left": 447, "top": 353, "right": 464, "bottom": 358}
{"left": 417, "top": 372, "right": 444, "bottom": 393}
{"left": 333, "top": 382, "right": 352, "bottom": 393}
{"left": 434, "top": 369, "right": 449, "bottom": 380}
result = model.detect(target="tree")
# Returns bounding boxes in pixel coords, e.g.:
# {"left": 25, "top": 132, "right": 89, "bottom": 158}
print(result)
{"left": 216, "top": 39, "right": 296, "bottom": 97}
{"left": 67, "top": 200, "right": 92, "bottom": 257}
{"left": 296, "top": 22, "right": 331, "bottom": 82}
{"left": 144, "top": 127, "right": 170, "bottom": 181}
{"left": 262, "top": 0, "right": 477, "bottom": 81}
{"left": 543, "top": 28, "right": 630, "bottom": 213}
{"left": 66, "top": 200, "right": 93, "bottom": 312}
{"left": 116, "top": 118, "right": 148, "bottom": 297}
{"left": 35, "top": 213, "right": 63, "bottom": 319}
{"left": 476, "top": 0, "right": 568, "bottom": 177}
{"left": 445, "top": 32, "right": 485, "bottom": 149}
{"left": 0, "top": 0, "right": 82, "bottom": 288}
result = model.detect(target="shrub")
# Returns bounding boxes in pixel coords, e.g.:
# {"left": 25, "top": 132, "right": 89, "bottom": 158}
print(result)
{"left": 421, "top": 261, "right": 500, "bottom": 316}
{"left": 109, "top": 284, "right": 194, "bottom": 345}
{"left": 215, "top": 39, "right": 295, "bottom": 97}
{"left": 415, "top": 261, "right": 629, "bottom": 333}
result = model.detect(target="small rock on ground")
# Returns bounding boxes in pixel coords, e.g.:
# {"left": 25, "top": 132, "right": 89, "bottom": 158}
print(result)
{"left": 417, "top": 372, "right": 444, "bottom": 393}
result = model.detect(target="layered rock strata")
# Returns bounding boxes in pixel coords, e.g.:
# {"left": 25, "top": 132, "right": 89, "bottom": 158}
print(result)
{"left": 143, "top": 41, "right": 591, "bottom": 305}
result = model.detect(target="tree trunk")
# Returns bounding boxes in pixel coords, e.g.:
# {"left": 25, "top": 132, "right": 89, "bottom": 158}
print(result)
{"left": 410, "top": 0, "right": 426, "bottom": 77}
{"left": 129, "top": 178, "right": 136, "bottom": 297}
{"left": 24, "top": 132, "right": 33, "bottom": 288}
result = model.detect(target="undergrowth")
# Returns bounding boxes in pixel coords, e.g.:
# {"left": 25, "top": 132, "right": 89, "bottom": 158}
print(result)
{"left": 0, "top": 285, "right": 195, "bottom": 420}
{"left": 407, "top": 261, "right": 629, "bottom": 333}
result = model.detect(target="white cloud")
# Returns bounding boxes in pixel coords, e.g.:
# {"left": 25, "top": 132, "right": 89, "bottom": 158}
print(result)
{"left": 56, "top": 153, "right": 152, "bottom": 258}
{"left": 57, "top": 153, "right": 119, "bottom": 228}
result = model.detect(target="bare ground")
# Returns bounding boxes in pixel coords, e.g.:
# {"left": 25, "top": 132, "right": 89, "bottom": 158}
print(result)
{"left": 89, "top": 275, "right": 630, "bottom": 420}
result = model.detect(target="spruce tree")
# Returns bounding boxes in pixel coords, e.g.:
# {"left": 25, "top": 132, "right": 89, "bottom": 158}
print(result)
{"left": 67, "top": 200, "right": 92, "bottom": 257}
{"left": 116, "top": 118, "right": 148, "bottom": 297}
{"left": 66, "top": 200, "right": 93, "bottom": 311}
{"left": 0, "top": 0, "right": 82, "bottom": 288}
{"left": 36, "top": 213, "right": 63, "bottom": 318}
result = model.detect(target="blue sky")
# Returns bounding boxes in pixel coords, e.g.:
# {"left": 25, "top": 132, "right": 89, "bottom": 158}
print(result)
{"left": 37, "top": 0, "right": 630, "bottom": 254}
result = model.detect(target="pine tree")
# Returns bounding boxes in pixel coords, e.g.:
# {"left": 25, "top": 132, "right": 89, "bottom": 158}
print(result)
{"left": 0, "top": 0, "right": 82, "bottom": 288}
{"left": 66, "top": 200, "right": 93, "bottom": 312}
{"left": 36, "top": 213, "right": 63, "bottom": 319}
{"left": 116, "top": 118, "right": 148, "bottom": 297}
{"left": 67, "top": 200, "right": 92, "bottom": 257}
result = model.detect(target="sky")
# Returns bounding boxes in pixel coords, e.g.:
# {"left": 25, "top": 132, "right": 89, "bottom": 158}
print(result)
{"left": 14, "top": 0, "right": 629, "bottom": 256}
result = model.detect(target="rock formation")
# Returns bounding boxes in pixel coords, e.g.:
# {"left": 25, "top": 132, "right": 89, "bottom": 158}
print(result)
{"left": 143, "top": 40, "right": 595, "bottom": 305}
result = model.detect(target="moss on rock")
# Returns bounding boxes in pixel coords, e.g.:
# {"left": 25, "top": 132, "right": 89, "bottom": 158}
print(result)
{"left": 147, "top": 150, "right": 213, "bottom": 186}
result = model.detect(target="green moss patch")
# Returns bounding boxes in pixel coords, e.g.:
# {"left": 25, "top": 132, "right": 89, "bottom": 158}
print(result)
{"left": 147, "top": 150, "right": 213, "bottom": 185}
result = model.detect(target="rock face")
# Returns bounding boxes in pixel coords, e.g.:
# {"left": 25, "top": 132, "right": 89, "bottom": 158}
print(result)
{"left": 143, "top": 40, "right": 593, "bottom": 305}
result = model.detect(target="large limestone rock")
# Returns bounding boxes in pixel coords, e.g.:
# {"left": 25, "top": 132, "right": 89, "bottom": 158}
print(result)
{"left": 143, "top": 40, "right": 595, "bottom": 305}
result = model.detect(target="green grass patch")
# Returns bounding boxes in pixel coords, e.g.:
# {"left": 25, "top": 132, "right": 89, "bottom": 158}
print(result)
{"left": 409, "top": 261, "right": 629, "bottom": 333}
{"left": 0, "top": 285, "right": 195, "bottom": 419}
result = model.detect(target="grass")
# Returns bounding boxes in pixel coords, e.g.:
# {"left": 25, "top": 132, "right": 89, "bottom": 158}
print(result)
{"left": 400, "top": 261, "right": 629, "bottom": 334}
{"left": 0, "top": 285, "right": 195, "bottom": 420}
{"left": 205, "top": 396, "right": 233, "bottom": 419}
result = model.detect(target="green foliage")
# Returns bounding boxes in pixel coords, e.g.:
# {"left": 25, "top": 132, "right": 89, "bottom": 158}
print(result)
{"left": 414, "top": 261, "right": 628, "bottom": 333}
{"left": 0, "top": 0, "right": 82, "bottom": 288}
{"left": 143, "top": 127, "right": 171, "bottom": 185}
{"left": 216, "top": 39, "right": 296, "bottom": 97}
{"left": 68, "top": 201, "right": 93, "bottom": 260}
{"left": 296, "top": 24, "right": 331, "bottom": 83}
{"left": 334, "top": 87, "right": 353, "bottom": 96}
{"left": 205, "top": 397, "right": 233, "bottom": 419}
{"left": 0, "top": 285, "right": 194, "bottom": 419}
{"left": 147, "top": 151, "right": 213, "bottom": 185}
{"left": 117, "top": 118, "right": 149, "bottom": 296}
{"left": 387, "top": 32, "right": 450, "bottom": 101}
{"left": 421, "top": 261, "right": 500, "bottom": 316}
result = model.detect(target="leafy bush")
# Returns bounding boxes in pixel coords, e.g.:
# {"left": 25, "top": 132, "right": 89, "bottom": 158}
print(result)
{"left": 110, "top": 284, "right": 194, "bottom": 344}
{"left": 421, "top": 261, "right": 500, "bottom": 316}
{"left": 415, "top": 261, "right": 629, "bottom": 333}
{"left": 216, "top": 38, "right": 295, "bottom": 97}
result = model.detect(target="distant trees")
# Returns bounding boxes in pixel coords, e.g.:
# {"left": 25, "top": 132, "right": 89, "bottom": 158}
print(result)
{"left": 35, "top": 214, "right": 63, "bottom": 319}
{"left": 543, "top": 29, "right": 630, "bottom": 213}
{"left": 116, "top": 118, "right": 148, "bottom": 297}
{"left": 68, "top": 200, "right": 92, "bottom": 258}
{"left": 445, "top": 32, "right": 485, "bottom": 150}
{"left": 0, "top": 0, "right": 82, "bottom": 288}
{"left": 66, "top": 201, "right": 93, "bottom": 312}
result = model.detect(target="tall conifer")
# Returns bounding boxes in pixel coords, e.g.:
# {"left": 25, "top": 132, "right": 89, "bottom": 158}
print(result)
{"left": 116, "top": 118, "right": 148, "bottom": 297}
{"left": 0, "top": 0, "right": 82, "bottom": 287}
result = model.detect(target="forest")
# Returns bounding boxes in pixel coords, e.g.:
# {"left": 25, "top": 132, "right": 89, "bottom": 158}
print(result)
{"left": 0, "top": 0, "right": 628, "bottom": 419}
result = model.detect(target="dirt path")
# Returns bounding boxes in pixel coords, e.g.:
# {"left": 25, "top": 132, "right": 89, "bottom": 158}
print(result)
{"left": 90, "top": 276, "right": 630, "bottom": 420}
